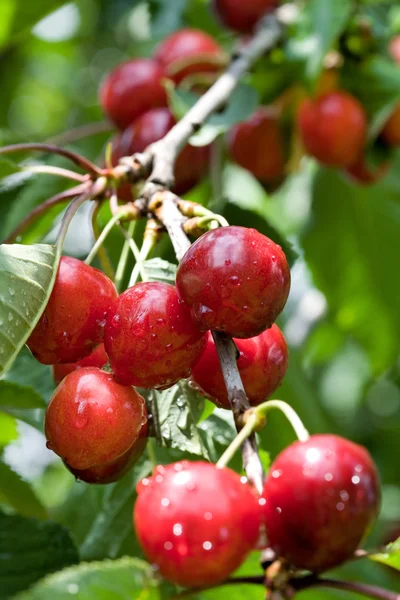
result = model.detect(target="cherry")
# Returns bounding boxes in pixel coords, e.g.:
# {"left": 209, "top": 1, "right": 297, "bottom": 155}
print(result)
{"left": 154, "top": 29, "right": 224, "bottom": 85}
{"left": 212, "top": 0, "right": 278, "bottom": 34}
{"left": 298, "top": 91, "right": 367, "bottom": 167}
{"left": 176, "top": 226, "right": 290, "bottom": 339}
{"left": 389, "top": 35, "right": 400, "bottom": 64}
{"left": 104, "top": 282, "right": 207, "bottom": 389}
{"left": 45, "top": 367, "right": 147, "bottom": 471}
{"left": 27, "top": 257, "right": 117, "bottom": 365}
{"left": 52, "top": 344, "right": 108, "bottom": 385}
{"left": 227, "top": 108, "right": 285, "bottom": 185}
{"left": 65, "top": 419, "right": 148, "bottom": 484}
{"left": 345, "top": 156, "right": 389, "bottom": 185}
{"left": 191, "top": 325, "right": 288, "bottom": 408}
{"left": 134, "top": 461, "right": 262, "bottom": 587}
{"left": 100, "top": 58, "right": 167, "bottom": 130}
{"left": 381, "top": 104, "right": 400, "bottom": 147}
{"left": 261, "top": 434, "right": 380, "bottom": 572}
{"left": 112, "top": 108, "right": 210, "bottom": 196}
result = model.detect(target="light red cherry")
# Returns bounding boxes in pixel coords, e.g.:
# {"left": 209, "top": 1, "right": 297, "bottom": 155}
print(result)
{"left": 27, "top": 257, "right": 117, "bottom": 365}
{"left": 134, "top": 461, "right": 262, "bottom": 587}
{"left": 154, "top": 28, "right": 225, "bottom": 85}
{"left": 176, "top": 226, "right": 290, "bottom": 339}
{"left": 104, "top": 282, "right": 207, "bottom": 389}
{"left": 52, "top": 344, "right": 108, "bottom": 385}
{"left": 213, "top": 0, "right": 278, "bottom": 34}
{"left": 100, "top": 58, "right": 167, "bottom": 130}
{"left": 192, "top": 325, "right": 288, "bottom": 408}
{"left": 261, "top": 434, "right": 380, "bottom": 572}
{"left": 45, "top": 367, "right": 147, "bottom": 471}
{"left": 298, "top": 91, "right": 367, "bottom": 167}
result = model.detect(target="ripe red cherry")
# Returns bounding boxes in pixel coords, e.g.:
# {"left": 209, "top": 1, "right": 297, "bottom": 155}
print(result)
{"left": 154, "top": 29, "right": 224, "bottom": 85}
{"left": 213, "top": 0, "right": 278, "bottom": 34}
{"left": 27, "top": 257, "right": 117, "bottom": 365}
{"left": 389, "top": 35, "right": 400, "bottom": 64}
{"left": 192, "top": 325, "right": 288, "bottom": 408}
{"left": 345, "top": 156, "right": 389, "bottom": 186}
{"left": 104, "top": 282, "right": 206, "bottom": 389}
{"left": 176, "top": 226, "right": 290, "bottom": 339}
{"left": 45, "top": 367, "right": 147, "bottom": 471}
{"left": 52, "top": 344, "right": 108, "bottom": 385}
{"left": 65, "top": 420, "right": 148, "bottom": 484}
{"left": 112, "top": 108, "right": 210, "bottom": 196}
{"left": 227, "top": 108, "right": 285, "bottom": 185}
{"left": 100, "top": 58, "right": 167, "bottom": 130}
{"left": 298, "top": 91, "right": 367, "bottom": 167}
{"left": 261, "top": 434, "right": 380, "bottom": 572}
{"left": 134, "top": 461, "right": 262, "bottom": 587}
{"left": 382, "top": 104, "right": 400, "bottom": 147}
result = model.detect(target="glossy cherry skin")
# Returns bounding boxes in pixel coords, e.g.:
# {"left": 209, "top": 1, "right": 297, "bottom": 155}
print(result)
{"left": 52, "top": 344, "right": 108, "bottom": 385}
{"left": 298, "top": 92, "right": 367, "bottom": 167}
{"left": 154, "top": 29, "right": 224, "bottom": 85}
{"left": 176, "top": 226, "right": 290, "bottom": 339}
{"left": 227, "top": 108, "right": 285, "bottom": 185}
{"left": 192, "top": 325, "right": 288, "bottom": 408}
{"left": 45, "top": 367, "right": 148, "bottom": 471}
{"left": 134, "top": 461, "right": 262, "bottom": 587}
{"left": 213, "top": 0, "right": 278, "bottom": 34}
{"left": 345, "top": 156, "right": 389, "bottom": 186}
{"left": 100, "top": 58, "right": 167, "bottom": 130}
{"left": 112, "top": 108, "right": 209, "bottom": 196}
{"left": 104, "top": 282, "right": 207, "bottom": 389}
{"left": 27, "top": 257, "right": 117, "bottom": 365}
{"left": 382, "top": 104, "right": 400, "bottom": 147}
{"left": 261, "top": 435, "right": 380, "bottom": 572}
{"left": 65, "top": 419, "right": 148, "bottom": 484}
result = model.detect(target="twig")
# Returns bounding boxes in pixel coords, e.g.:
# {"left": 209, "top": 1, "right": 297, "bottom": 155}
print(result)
{"left": 47, "top": 121, "right": 113, "bottom": 146}
{"left": 292, "top": 577, "right": 400, "bottom": 600}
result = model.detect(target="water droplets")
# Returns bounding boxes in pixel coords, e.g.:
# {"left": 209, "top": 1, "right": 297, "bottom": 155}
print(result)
{"left": 74, "top": 401, "right": 89, "bottom": 429}
{"left": 8, "top": 287, "right": 15, "bottom": 296}
{"left": 8, "top": 313, "right": 13, "bottom": 322}
{"left": 164, "top": 541, "right": 173, "bottom": 551}
{"left": 173, "top": 523, "right": 183, "bottom": 536}
{"left": 224, "top": 259, "right": 231, "bottom": 266}
{"left": 161, "top": 497, "right": 170, "bottom": 507}
{"left": 336, "top": 502, "right": 345, "bottom": 511}
{"left": 229, "top": 275, "right": 240, "bottom": 286}
{"left": 204, "top": 512, "right": 213, "bottom": 521}
{"left": 324, "top": 472, "right": 333, "bottom": 482}
{"left": 352, "top": 475, "right": 360, "bottom": 485}
{"left": 340, "top": 490, "right": 349, "bottom": 501}
{"left": 271, "top": 469, "right": 282, "bottom": 479}
{"left": 203, "top": 541, "right": 212, "bottom": 551}
{"left": 67, "top": 583, "right": 79, "bottom": 595}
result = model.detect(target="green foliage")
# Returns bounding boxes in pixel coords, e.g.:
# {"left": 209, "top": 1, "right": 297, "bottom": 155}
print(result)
{"left": 370, "top": 537, "right": 400, "bottom": 571}
{"left": 0, "top": 462, "right": 48, "bottom": 519}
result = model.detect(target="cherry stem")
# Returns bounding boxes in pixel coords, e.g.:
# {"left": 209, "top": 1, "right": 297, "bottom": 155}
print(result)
{"left": 216, "top": 412, "right": 259, "bottom": 470}
{"left": 128, "top": 231, "right": 156, "bottom": 286}
{"left": 3, "top": 183, "right": 89, "bottom": 243}
{"left": 0, "top": 143, "right": 102, "bottom": 177}
{"left": 91, "top": 201, "right": 115, "bottom": 280}
{"left": 117, "top": 223, "right": 147, "bottom": 283}
{"left": 115, "top": 220, "right": 136, "bottom": 291}
{"left": 255, "top": 400, "right": 310, "bottom": 443}
{"left": 21, "top": 164, "right": 90, "bottom": 183}
{"left": 85, "top": 209, "right": 129, "bottom": 265}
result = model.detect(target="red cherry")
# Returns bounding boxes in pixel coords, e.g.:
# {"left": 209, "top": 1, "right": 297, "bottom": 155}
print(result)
{"left": 213, "top": 0, "right": 278, "bottom": 34}
{"left": 389, "top": 35, "right": 400, "bottom": 64}
{"left": 100, "top": 58, "right": 167, "bottom": 130}
{"left": 192, "top": 325, "right": 288, "bottom": 408}
{"left": 27, "top": 257, "right": 117, "bottom": 365}
{"left": 154, "top": 28, "right": 224, "bottom": 85}
{"left": 64, "top": 419, "right": 148, "bottom": 484}
{"left": 112, "top": 108, "right": 210, "bottom": 196}
{"left": 176, "top": 226, "right": 290, "bottom": 339}
{"left": 104, "top": 282, "right": 207, "bottom": 389}
{"left": 52, "top": 344, "right": 108, "bottom": 385}
{"left": 345, "top": 156, "right": 389, "bottom": 185}
{"left": 381, "top": 104, "right": 400, "bottom": 147}
{"left": 261, "top": 434, "right": 380, "bottom": 572}
{"left": 298, "top": 91, "right": 367, "bottom": 167}
{"left": 45, "top": 367, "right": 147, "bottom": 471}
{"left": 134, "top": 461, "right": 262, "bottom": 587}
{"left": 227, "top": 108, "right": 285, "bottom": 185}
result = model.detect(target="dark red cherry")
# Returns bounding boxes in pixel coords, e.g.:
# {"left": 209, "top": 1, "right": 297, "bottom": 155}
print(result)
{"left": 104, "top": 282, "right": 207, "bottom": 389}
{"left": 192, "top": 325, "right": 288, "bottom": 408}
{"left": 298, "top": 91, "right": 367, "bottom": 167}
{"left": 176, "top": 226, "right": 290, "bottom": 338}
{"left": 112, "top": 108, "right": 210, "bottom": 196}
{"left": 154, "top": 28, "right": 224, "bottom": 85}
{"left": 227, "top": 107, "right": 285, "bottom": 185}
{"left": 27, "top": 257, "right": 117, "bottom": 365}
{"left": 382, "top": 104, "right": 400, "bottom": 147}
{"left": 52, "top": 344, "right": 108, "bottom": 385}
{"left": 345, "top": 156, "right": 389, "bottom": 185}
{"left": 134, "top": 461, "right": 262, "bottom": 587}
{"left": 261, "top": 434, "right": 380, "bottom": 572}
{"left": 45, "top": 367, "right": 147, "bottom": 471}
{"left": 100, "top": 58, "right": 167, "bottom": 130}
{"left": 213, "top": 0, "right": 278, "bottom": 34}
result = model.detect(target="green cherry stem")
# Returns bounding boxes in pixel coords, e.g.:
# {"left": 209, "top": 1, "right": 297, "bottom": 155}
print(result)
{"left": 85, "top": 209, "right": 130, "bottom": 266}
{"left": 128, "top": 232, "right": 157, "bottom": 286}
{"left": 115, "top": 220, "right": 136, "bottom": 291}
{"left": 255, "top": 399, "right": 310, "bottom": 443}
{"left": 216, "top": 411, "right": 259, "bottom": 469}
{"left": 117, "top": 223, "right": 147, "bottom": 283}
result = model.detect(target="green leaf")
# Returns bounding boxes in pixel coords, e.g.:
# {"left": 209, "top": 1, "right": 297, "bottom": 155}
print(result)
{"left": 144, "top": 257, "right": 177, "bottom": 285}
{"left": 15, "top": 557, "right": 164, "bottom": 600}
{"left": 0, "top": 460, "right": 48, "bottom": 519}
{"left": 0, "top": 380, "right": 46, "bottom": 409}
{"left": 0, "top": 1, "right": 68, "bottom": 49}
{"left": 4, "top": 346, "right": 54, "bottom": 402}
{"left": 0, "top": 411, "right": 18, "bottom": 447}
{"left": 370, "top": 537, "right": 400, "bottom": 571}
{"left": 302, "top": 168, "right": 400, "bottom": 372}
{"left": 0, "top": 243, "right": 58, "bottom": 377}
{"left": 0, "top": 510, "right": 78, "bottom": 598}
